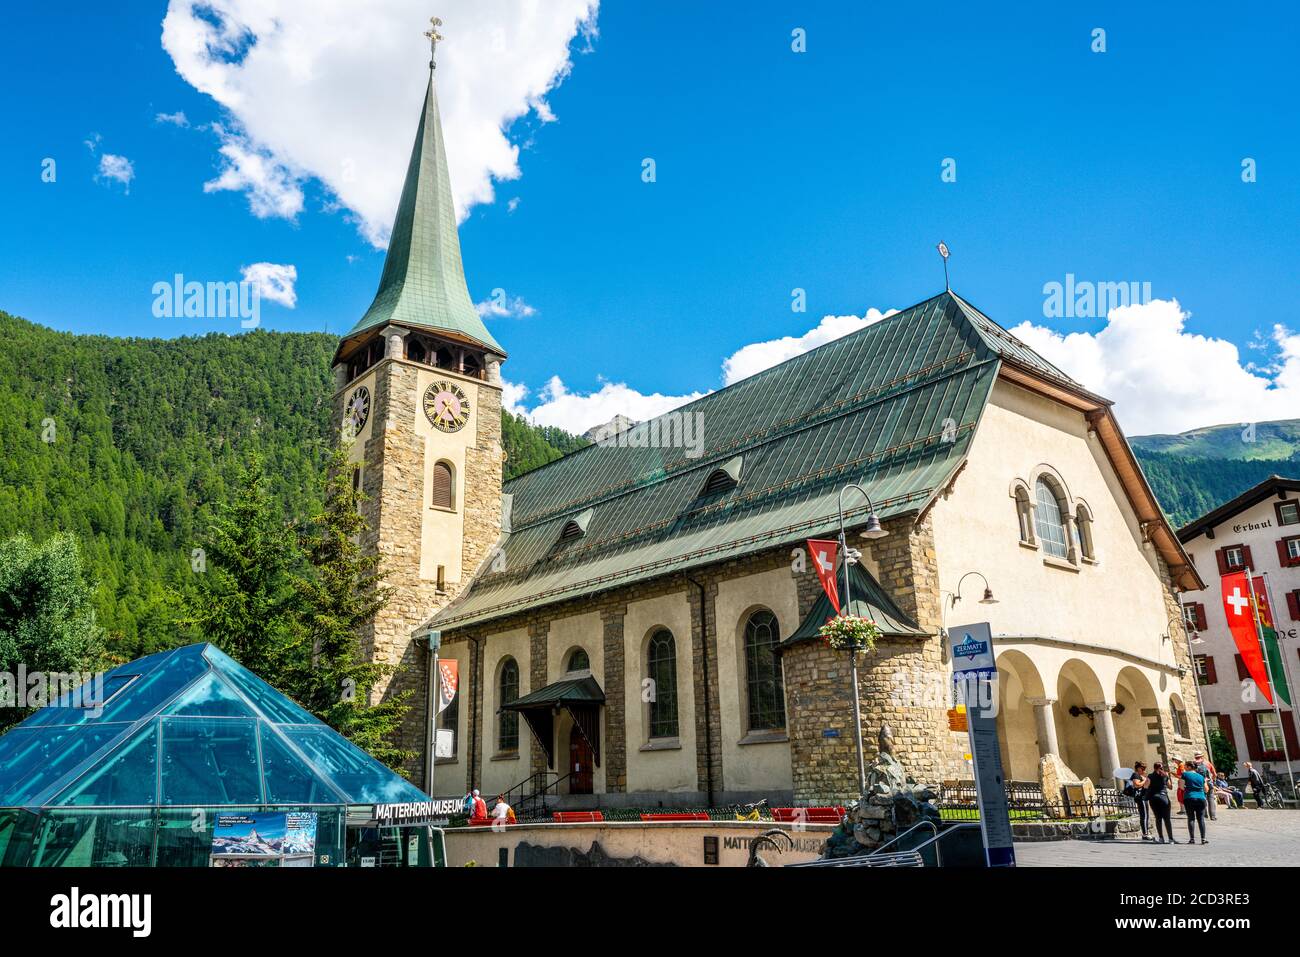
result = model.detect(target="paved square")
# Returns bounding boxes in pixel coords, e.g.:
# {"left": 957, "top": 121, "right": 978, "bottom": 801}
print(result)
{"left": 1014, "top": 809, "right": 1300, "bottom": 866}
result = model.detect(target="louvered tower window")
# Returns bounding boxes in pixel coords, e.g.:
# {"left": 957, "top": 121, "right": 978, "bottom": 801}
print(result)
{"left": 432, "top": 461, "right": 454, "bottom": 510}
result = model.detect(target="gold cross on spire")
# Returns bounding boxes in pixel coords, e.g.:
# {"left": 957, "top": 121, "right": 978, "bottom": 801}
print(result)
{"left": 424, "top": 16, "right": 444, "bottom": 71}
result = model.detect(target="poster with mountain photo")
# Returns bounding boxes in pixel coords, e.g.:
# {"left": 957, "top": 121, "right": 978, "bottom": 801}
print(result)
{"left": 210, "top": 812, "right": 318, "bottom": 867}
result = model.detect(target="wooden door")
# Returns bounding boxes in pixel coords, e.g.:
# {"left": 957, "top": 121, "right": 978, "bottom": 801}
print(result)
{"left": 569, "top": 725, "right": 594, "bottom": 794}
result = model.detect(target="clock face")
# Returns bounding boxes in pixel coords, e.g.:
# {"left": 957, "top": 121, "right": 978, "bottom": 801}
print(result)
{"left": 424, "top": 380, "right": 471, "bottom": 433}
{"left": 345, "top": 386, "right": 370, "bottom": 436}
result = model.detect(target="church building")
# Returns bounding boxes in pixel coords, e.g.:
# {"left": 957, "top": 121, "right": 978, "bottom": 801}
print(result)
{"left": 330, "top": 51, "right": 1208, "bottom": 808}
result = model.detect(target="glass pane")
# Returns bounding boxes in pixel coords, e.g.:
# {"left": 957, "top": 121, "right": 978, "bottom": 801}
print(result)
{"left": 1034, "top": 480, "right": 1069, "bottom": 559}
{"left": 52, "top": 721, "right": 159, "bottom": 806}
{"left": 25, "top": 646, "right": 209, "bottom": 729}
{"left": 164, "top": 672, "right": 255, "bottom": 718}
{"left": 202, "top": 646, "right": 319, "bottom": 726}
{"left": 160, "top": 717, "right": 262, "bottom": 806}
{"left": 0, "top": 809, "right": 39, "bottom": 867}
{"left": 281, "top": 726, "right": 428, "bottom": 804}
{"left": 260, "top": 723, "right": 346, "bottom": 804}
{"left": 30, "top": 808, "right": 157, "bottom": 867}
{"left": 0, "top": 724, "right": 131, "bottom": 806}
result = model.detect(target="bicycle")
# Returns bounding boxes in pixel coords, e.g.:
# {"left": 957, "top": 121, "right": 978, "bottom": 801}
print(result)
{"left": 727, "top": 798, "right": 769, "bottom": 821}
{"left": 1260, "top": 781, "right": 1285, "bottom": 809}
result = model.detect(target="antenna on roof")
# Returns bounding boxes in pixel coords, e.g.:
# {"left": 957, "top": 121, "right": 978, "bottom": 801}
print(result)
{"left": 936, "top": 242, "right": 951, "bottom": 291}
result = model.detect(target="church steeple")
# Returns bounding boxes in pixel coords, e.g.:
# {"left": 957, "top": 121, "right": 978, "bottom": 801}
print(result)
{"left": 339, "top": 25, "right": 505, "bottom": 359}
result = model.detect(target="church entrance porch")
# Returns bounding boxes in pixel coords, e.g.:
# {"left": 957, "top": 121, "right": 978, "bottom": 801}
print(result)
{"left": 501, "top": 674, "right": 605, "bottom": 798}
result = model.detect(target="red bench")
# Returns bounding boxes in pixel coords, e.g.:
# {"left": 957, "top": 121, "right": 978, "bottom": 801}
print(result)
{"left": 772, "top": 806, "right": 845, "bottom": 824}
{"left": 639, "top": 812, "right": 710, "bottom": 822}
{"left": 552, "top": 811, "right": 604, "bottom": 823}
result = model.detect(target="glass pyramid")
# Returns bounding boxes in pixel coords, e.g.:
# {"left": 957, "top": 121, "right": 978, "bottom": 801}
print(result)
{"left": 0, "top": 642, "right": 429, "bottom": 810}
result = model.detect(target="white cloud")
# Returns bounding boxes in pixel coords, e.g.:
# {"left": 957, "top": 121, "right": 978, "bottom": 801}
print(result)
{"left": 241, "top": 262, "right": 298, "bottom": 308}
{"left": 204, "top": 124, "right": 304, "bottom": 220}
{"left": 521, "top": 376, "right": 706, "bottom": 436}
{"left": 722, "top": 308, "right": 898, "bottom": 385}
{"left": 510, "top": 308, "right": 893, "bottom": 435}
{"left": 1008, "top": 299, "right": 1300, "bottom": 435}
{"left": 476, "top": 292, "right": 536, "bottom": 318}
{"left": 95, "top": 154, "right": 135, "bottom": 193}
{"left": 501, "top": 380, "right": 530, "bottom": 416}
{"left": 161, "top": 0, "right": 600, "bottom": 246}
{"left": 155, "top": 111, "right": 191, "bottom": 127}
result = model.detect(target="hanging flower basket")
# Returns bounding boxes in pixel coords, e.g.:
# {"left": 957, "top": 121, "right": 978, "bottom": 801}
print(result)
{"left": 818, "top": 614, "right": 881, "bottom": 652}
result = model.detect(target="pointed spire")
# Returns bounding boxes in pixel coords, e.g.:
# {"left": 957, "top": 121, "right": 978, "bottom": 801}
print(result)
{"left": 343, "top": 26, "right": 505, "bottom": 357}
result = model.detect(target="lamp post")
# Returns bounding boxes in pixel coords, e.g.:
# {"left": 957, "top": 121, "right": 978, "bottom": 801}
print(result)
{"left": 836, "top": 484, "right": 888, "bottom": 795}
{"left": 1168, "top": 614, "right": 1212, "bottom": 768}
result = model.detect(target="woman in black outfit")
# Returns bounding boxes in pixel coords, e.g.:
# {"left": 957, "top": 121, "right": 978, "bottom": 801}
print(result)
{"left": 1129, "top": 762, "right": 1151, "bottom": 840}
{"left": 1146, "top": 762, "right": 1176, "bottom": 844}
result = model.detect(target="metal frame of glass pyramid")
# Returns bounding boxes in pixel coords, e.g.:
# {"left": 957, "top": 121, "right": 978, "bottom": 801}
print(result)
{"left": 0, "top": 643, "right": 433, "bottom": 867}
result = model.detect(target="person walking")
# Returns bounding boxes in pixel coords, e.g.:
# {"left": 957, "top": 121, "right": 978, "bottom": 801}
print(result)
{"left": 1194, "top": 750, "right": 1217, "bottom": 821}
{"left": 1129, "top": 762, "right": 1152, "bottom": 840}
{"left": 1146, "top": 762, "right": 1176, "bottom": 843}
{"left": 470, "top": 789, "right": 489, "bottom": 822}
{"left": 461, "top": 789, "right": 475, "bottom": 817}
{"left": 1181, "top": 761, "right": 1210, "bottom": 845}
{"left": 1245, "top": 762, "right": 1266, "bottom": 808}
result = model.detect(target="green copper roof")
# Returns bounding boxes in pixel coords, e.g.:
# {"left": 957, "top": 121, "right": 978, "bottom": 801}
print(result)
{"left": 428, "top": 291, "right": 1016, "bottom": 632}
{"left": 344, "top": 73, "right": 505, "bottom": 356}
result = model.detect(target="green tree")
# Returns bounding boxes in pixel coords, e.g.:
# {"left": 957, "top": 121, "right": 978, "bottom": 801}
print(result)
{"left": 177, "top": 455, "right": 300, "bottom": 678}
{"left": 290, "top": 445, "right": 413, "bottom": 771}
{"left": 0, "top": 534, "right": 105, "bottom": 731}
{"left": 1209, "top": 727, "right": 1238, "bottom": 775}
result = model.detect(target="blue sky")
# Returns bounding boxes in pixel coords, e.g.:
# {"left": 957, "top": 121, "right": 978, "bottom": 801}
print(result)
{"left": 2, "top": 1, "right": 1297, "bottom": 436}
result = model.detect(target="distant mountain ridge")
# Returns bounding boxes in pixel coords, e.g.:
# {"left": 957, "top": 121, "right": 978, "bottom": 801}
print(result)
{"left": 1130, "top": 418, "right": 1300, "bottom": 529}
{"left": 1130, "top": 419, "right": 1300, "bottom": 461}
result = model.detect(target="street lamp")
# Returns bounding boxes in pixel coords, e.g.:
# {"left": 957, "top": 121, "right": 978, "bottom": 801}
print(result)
{"left": 836, "top": 484, "right": 887, "bottom": 795}
{"left": 949, "top": 571, "right": 999, "bottom": 609}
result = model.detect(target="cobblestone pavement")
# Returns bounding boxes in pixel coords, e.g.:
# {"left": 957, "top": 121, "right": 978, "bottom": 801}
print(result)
{"left": 1014, "top": 809, "right": 1300, "bottom": 866}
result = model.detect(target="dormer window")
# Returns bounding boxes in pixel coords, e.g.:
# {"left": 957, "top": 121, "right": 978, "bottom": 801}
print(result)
{"left": 700, "top": 456, "right": 743, "bottom": 496}
{"left": 557, "top": 508, "right": 594, "bottom": 544}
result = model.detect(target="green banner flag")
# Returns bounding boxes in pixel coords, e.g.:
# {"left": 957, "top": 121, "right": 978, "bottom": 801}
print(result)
{"left": 1253, "top": 576, "right": 1291, "bottom": 707}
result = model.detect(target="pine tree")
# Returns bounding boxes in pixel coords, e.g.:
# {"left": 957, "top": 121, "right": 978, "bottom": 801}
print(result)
{"left": 177, "top": 455, "right": 299, "bottom": 678}
{"left": 0, "top": 533, "right": 106, "bottom": 731}
{"left": 291, "top": 444, "right": 413, "bottom": 772}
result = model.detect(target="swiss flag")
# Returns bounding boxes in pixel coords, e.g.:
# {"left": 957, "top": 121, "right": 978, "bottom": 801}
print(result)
{"left": 1221, "top": 571, "right": 1272, "bottom": 705}
{"left": 807, "top": 539, "right": 840, "bottom": 614}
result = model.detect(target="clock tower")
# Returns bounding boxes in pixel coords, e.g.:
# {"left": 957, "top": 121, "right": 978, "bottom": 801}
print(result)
{"left": 331, "top": 28, "right": 506, "bottom": 786}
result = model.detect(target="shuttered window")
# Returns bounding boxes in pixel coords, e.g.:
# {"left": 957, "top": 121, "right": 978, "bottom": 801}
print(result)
{"left": 431, "top": 461, "right": 454, "bottom": 510}
{"left": 1195, "top": 655, "right": 1217, "bottom": 685}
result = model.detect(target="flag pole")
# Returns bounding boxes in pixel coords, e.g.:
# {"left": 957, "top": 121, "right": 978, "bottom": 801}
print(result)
{"left": 1261, "top": 571, "right": 1299, "bottom": 794}
{"left": 1246, "top": 573, "right": 1296, "bottom": 797}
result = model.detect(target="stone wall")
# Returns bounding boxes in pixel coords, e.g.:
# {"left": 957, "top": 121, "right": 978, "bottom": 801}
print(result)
{"left": 335, "top": 351, "right": 503, "bottom": 784}
{"left": 783, "top": 513, "right": 962, "bottom": 804}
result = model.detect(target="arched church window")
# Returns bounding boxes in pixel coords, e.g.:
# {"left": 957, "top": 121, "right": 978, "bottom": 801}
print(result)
{"left": 744, "top": 610, "right": 785, "bottom": 731}
{"left": 431, "top": 461, "right": 454, "bottom": 510}
{"left": 567, "top": 648, "right": 590, "bottom": 673}
{"left": 1034, "top": 478, "right": 1069, "bottom": 560}
{"left": 498, "top": 658, "right": 519, "bottom": 752}
{"left": 646, "top": 630, "right": 678, "bottom": 739}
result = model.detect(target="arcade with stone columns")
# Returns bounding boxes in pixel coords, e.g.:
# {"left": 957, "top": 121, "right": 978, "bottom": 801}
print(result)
{"left": 330, "top": 44, "right": 1207, "bottom": 805}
